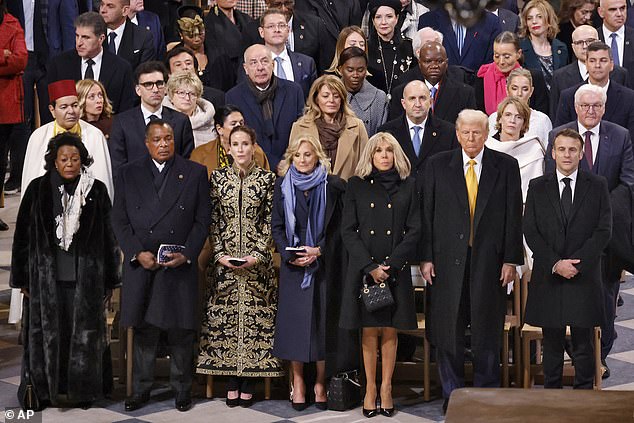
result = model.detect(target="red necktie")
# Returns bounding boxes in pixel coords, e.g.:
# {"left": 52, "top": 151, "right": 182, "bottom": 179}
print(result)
{"left": 584, "top": 131, "right": 593, "bottom": 170}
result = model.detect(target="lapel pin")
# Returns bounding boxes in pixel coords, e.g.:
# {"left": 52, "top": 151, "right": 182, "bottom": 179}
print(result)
{"left": 179, "top": 174, "right": 184, "bottom": 179}
{"left": 557, "top": 49, "right": 561, "bottom": 54}
{"left": 146, "top": 26, "right": 150, "bottom": 30}
{"left": 300, "top": 24, "right": 304, "bottom": 29}
{"left": 300, "top": 34, "right": 304, "bottom": 39}
{"left": 298, "top": 62, "right": 302, "bottom": 66}
{"left": 627, "top": 40, "right": 630, "bottom": 45}
{"left": 432, "top": 131, "right": 437, "bottom": 136}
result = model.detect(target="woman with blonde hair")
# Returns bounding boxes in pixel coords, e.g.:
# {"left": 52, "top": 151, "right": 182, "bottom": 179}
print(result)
{"left": 272, "top": 135, "right": 358, "bottom": 411}
{"left": 76, "top": 79, "right": 114, "bottom": 139}
{"left": 340, "top": 132, "right": 420, "bottom": 417}
{"left": 326, "top": 26, "right": 369, "bottom": 75}
{"left": 163, "top": 71, "right": 217, "bottom": 148}
{"left": 289, "top": 75, "right": 368, "bottom": 180}
{"left": 519, "top": 0, "right": 569, "bottom": 90}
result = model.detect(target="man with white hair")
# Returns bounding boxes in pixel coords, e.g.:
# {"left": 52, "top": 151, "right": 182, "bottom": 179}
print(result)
{"left": 225, "top": 44, "right": 304, "bottom": 170}
{"left": 550, "top": 25, "right": 629, "bottom": 118}
{"left": 421, "top": 109, "right": 523, "bottom": 413}
{"left": 555, "top": 41, "right": 634, "bottom": 134}
{"left": 547, "top": 83, "right": 634, "bottom": 379}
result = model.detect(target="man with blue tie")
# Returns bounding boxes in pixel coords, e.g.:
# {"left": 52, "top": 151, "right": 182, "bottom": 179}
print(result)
{"left": 547, "top": 83, "right": 634, "bottom": 378}
{"left": 598, "top": 0, "right": 634, "bottom": 87}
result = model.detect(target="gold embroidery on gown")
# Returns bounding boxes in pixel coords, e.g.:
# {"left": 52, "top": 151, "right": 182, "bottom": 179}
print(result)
{"left": 196, "top": 162, "right": 283, "bottom": 377}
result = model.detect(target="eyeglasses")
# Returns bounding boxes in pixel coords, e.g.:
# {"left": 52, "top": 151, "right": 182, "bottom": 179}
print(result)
{"left": 174, "top": 90, "right": 196, "bottom": 99}
{"left": 572, "top": 38, "right": 597, "bottom": 46}
{"left": 577, "top": 103, "right": 603, "bottom": 111}
{"left": 262, "top": 23, "right": 289, "bottom": 30}
{"left": 138, "top": 80, "right": 165, "bottom": 89}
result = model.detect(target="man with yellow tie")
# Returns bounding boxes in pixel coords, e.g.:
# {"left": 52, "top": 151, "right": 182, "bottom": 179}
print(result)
{"left": 420, "top": 109, "right": 523, "bottom": 414}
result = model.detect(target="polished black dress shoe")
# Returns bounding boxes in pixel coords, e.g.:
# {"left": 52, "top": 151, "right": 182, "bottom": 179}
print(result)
{"left": 125, "top": 393, "right": 150, "bottom": 411}
{"left": 0, "top": 218, "right": 9, "bottom": 231}
{"left": 618, "top": 294, "right": 624, "bottom": 307}
{"left": 362, "top": 407, "right": 379, "bottom": 418}
{"left": 601, "top": 359, "right": 611, "bottom": 379}
{"left": 380, "top": 407, "right": 395, "bottom": 417}
{"left": 175, "top": 393, "right": 192, "bottom": 412}
{"left": 226, "top": 397, "right": 239, "bottom": 407}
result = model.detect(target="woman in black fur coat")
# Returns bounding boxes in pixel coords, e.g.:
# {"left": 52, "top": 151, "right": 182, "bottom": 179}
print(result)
{"left": 11, "top": 133, "right": 121, "bottom": 409}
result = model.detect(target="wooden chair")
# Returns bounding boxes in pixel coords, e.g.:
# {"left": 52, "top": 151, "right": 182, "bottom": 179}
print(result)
{"left": 520, "top": 271, "right": 602, "bottom": 389}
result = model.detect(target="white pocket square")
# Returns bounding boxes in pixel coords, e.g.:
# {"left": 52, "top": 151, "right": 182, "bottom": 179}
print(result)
{"left": 134, "top": 49, "right": 140, "bottom": 53}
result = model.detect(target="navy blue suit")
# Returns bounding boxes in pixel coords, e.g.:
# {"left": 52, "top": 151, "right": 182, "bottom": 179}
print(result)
{"left": 546, "top": 120, "right": 634, "bottom": 360}
{"left": 136, "top": 10, "right": 166, "bottom": 61}
{"left": 237, "top": 50, "right": 317, "bottom": 98}
{"left": 554, "top": 81, "right": 634, "bottom": 134}
{"left": 104, "top": 19, "right": 155, "bottom": 70}
{"left": 226, "top": 78, "right": 304, "bottom": 171}
{"left": 418, "top": 8, "right": 501, "bottom": 72}
{"left": 109, "top": 106, "right": 194, "bottom": 173}
{"left": 47, "top": 0, "right": 78, "bottom": 56}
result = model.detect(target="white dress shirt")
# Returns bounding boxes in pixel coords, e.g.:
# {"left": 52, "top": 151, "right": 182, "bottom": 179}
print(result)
{"left": 287, "top": 16, "right": 295, "bottom": 51}
{"left": 141, "top": 104, "right": 163, "bottom": 124}
{"left": 577, "top": 121, "right": 600, "bottom": 166}
{"left": 107, "top": 20, "right": 126, "bottom": 54}
{"left": 461, "top": 148, "right": 484, "bottom": 181}
{"left": 273, "top": 48, "right": 295, "bottom": 82}
{"left": 23, "top": 0, "right": 34, "bottom": 51}
{"left": 577, "top": 60, "right": 588, "bottom": 80}
{"left": 82, "top": 50, "right": 104, "bottom": 81}
{"left": 152, "top": 159, "right": 166, "bottom": 172}
{"left": 556, "top": 168, "right": 578, "bottom": 202}
{"left": 602, "top": 24, "right": 625, "bottom": 65}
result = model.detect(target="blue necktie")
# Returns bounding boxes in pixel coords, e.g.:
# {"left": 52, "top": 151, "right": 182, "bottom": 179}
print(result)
{"left": 412, "top": 125, "right": 422, "bottom": 156}
{"left": 455, "top": 24, "right": 464, "bottom": 56}
{"left": 430, "top": 86, "right": 437, "bottom": 112}
{"left": 108, "top": 32, "right": 117, "bottom": 54}
{"left": 274, "top": 56, "right": 287, "bottom": 80}
{"left": 610, "top": 33, "right": 620, "bottom": 66}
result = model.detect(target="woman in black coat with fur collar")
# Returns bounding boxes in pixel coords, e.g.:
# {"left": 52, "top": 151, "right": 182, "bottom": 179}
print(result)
{"left": 340, "top": 132, "right": 420, "bottom": 417}
{"left": 11, "top": 133, "right": 121, "bottom": 409}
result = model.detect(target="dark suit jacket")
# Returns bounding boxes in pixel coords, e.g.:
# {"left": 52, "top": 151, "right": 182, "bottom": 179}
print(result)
{"left": 598, "top": 25, "right": 634, "bottom": 88}
{"left": 422, "top": 147, "right": 523, "bottom": 352}
{"left": 546, "top": 120, "right": 634, "bottom": 192}
{"left": 109, "top": 106, "right": 194, "bottom": 172}
{"left": 136, "top": 10, "right": 166, "bottom": 61}
{"left": 549, "top": 61, "right": 630, "bottom": 120}
{"left": 378, "top": 114, "right": 458, "bottom": 193}
{"left": 47, "top": 0, "right": 77, "bottom": 56}
{"left": 237, "top": 50, "right": 317, "bottom": 98}
{"left": 203, "top": 6, "right": 253, "bottom": 66}
{"left": 475, "top": 68, "right": 550, "bottom": 115}
{"left": 554, "top": 81, "right": 634, "bottom": 134}
{"left": 104, "top": 18, "right": 155, "bottom": 70}
{"left": 202, "top": 86, "right": 226, "bottom": 109}
{"left": 497, "top": 8, "right": 519, "bottom": 34}
{"left": 225, "top": 78, "right": 304, "bottom": 171}
{"left": 46, "top": 48, "right": 136, "bottom": 113}
{"left": 524, "top": 170, "right": 612, "bottom": 328}
{"left": 295, "top": 0, "right": 361, "bottom": 44}
{"left": 243, "top": 12, "right": 330, "bottom": 73}
{"left": 418, "top": 8, "right": 502, "bottom": 72}
{"left": 113, "top": 155, "right": 211, "bottom": 330}
{"left": 389, "top": 73, "right": 476, "bottom": 123}
{"left": 520, "top": 37, "right": 569, "bottom": 74}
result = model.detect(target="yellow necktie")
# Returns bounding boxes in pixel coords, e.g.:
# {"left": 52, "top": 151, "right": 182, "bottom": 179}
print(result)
{"left": 53, "top": 121, "right": 82, "bottom": 137}
{"left": 466, "top": 159, "right": 478, "bottom": 245}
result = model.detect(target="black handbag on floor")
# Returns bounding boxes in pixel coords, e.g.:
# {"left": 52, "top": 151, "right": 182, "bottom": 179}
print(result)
{"left": 327, "top": 370, "right": 361, "bottom": 411}
{"left": 360, "top": 274, "right": 394, "bottom": 312}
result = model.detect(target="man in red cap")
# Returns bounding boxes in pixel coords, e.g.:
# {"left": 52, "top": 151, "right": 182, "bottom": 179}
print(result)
{"left": 21, "top": 79, "right": 114, "bottom": 199}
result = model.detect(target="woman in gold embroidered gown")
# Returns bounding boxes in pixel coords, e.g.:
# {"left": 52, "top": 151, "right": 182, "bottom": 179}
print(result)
{"left": 196, "top": 125, "right": 282, "bottom": 408}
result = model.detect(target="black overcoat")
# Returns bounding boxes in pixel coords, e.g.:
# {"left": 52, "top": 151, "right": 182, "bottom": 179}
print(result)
{"left": 10, "top": 174, "right": 121, "bottom": 402}
{"left": 112, "top": 155, "right": 211, "bottom": 331}
{"left": 422, "top": 147, "right": 524, "bottom": 352}
{"left": 524, "top": 171, "right": 612, "bottom": 328}
{"left": 271, "top": 175, "right": 359, "bottom": 376}
{"left": 340, "top": 175, "right": 420, "bottom": 330}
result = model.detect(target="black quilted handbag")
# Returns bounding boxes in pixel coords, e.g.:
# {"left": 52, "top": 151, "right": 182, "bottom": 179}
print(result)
{"left": 360, "top": 275, "right": 394, "bottom": 312}
{"left": 327, "top": 370, "right": 361, "bottom": 411}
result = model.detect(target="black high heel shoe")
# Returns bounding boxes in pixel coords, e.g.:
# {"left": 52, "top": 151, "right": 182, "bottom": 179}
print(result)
{"left": 292, "top": 401, "right": 308, "bottom": 411}
{"left": 226, "top": 390, "right": 239, "bottom": 408}
{"left": 379, "top": 407, "right": 395, "bottom": 417}
{"left": 362, "top": 396, "right": 378, "bottom": 418}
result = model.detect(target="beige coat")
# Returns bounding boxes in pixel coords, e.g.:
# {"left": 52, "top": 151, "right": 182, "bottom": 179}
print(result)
{"left": 289, "top": 115, "right": 369, "bottom": 180}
